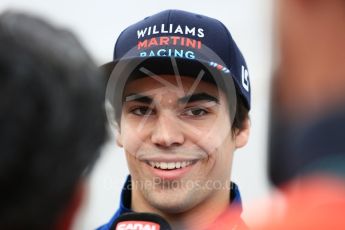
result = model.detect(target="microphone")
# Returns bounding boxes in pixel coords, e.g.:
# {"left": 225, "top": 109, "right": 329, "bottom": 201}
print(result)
{"left": 111, "top": 212, "right": 171, "bottom": 230}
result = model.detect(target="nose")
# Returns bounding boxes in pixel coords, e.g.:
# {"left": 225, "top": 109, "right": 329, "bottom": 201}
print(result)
{"left": 151, "top": 112, "right": 184, "bottom": 148}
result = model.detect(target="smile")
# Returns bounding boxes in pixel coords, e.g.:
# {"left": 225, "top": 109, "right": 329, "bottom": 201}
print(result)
{"left": 147, "top": 161, "right": 194, "bottom": 170}
{"left": 142, "top": 158, "right": 200, "bottom": 180}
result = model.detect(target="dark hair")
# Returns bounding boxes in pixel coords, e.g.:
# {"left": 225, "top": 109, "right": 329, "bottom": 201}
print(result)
{"left": 0, "top": 12, "right": 107, "bottom": 229}
{"left": 232, "top": 92, "right": 249, "bottom": 134}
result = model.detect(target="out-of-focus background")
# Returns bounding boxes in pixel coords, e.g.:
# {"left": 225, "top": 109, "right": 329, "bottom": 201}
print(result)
{"left": 0, "top": 1, "right": 273, "bottom": 229}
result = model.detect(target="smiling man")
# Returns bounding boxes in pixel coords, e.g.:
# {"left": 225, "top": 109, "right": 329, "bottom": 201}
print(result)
{"left": 99, "top": 10, "right": 251, "bottom": 230}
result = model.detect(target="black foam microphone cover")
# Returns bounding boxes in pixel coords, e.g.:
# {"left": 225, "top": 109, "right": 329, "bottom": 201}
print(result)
{"left": 110, "top": 212, "right": 171, "bottom": 230}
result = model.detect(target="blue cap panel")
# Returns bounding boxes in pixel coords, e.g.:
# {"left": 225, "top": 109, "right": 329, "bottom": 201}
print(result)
{"left": 112, "top": 9, "right": 251, "bottom": 109}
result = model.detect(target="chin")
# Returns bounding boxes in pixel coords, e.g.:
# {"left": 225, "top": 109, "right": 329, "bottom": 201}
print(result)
{"left": 146, "top": 193, "right": 197, "bottom": 214}
{"left": 152, "top": 200, "right": 194, "bottom": 214}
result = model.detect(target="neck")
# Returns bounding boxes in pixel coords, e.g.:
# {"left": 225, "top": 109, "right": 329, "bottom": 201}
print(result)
{"left": 165, "top": 192, "right": 230, "bottom": 230}
{"left": 131, "top": 182, "right": 231, "bottom": 230}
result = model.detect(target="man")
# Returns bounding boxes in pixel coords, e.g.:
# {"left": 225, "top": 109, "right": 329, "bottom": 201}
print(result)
{"left": 0, "top": 11, "right": 107, "bottom": 229}
{"left": 100, "top": 9, "right": 251, "bottom": 230}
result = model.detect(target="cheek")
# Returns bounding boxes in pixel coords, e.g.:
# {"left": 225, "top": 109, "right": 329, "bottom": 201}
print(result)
{"left": 197, "top": 127, "right": 235, "bottom": 176}
{"left": 124, "top": 152, "right": 146, "bottom": 181}
{"left": 197, "top": 142, "right": 233, "bottom": 182}
{"left": 210, "top": 140, "right": 234, "bottom": 178}
{"left": 120, "top": 120, "right": 148, "bottom": 156}
{"left": 125, "top": 152, "right": 138, "bottom": 172}
{"left": 192, "top": 119, "right": 232, "bottom": 155}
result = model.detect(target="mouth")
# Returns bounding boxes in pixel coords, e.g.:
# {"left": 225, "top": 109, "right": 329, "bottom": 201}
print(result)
{"left": 146, "top": 160, "right": 196, "bottom": 170}
{"left": 143, "top": 160, "right": 199, "bottom": 180}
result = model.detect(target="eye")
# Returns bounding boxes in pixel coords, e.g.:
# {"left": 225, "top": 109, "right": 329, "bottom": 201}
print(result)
{"left": 130, "top": 107, "right": 155, "bottom": 116}
{"left": 182, "top": 107, "right": 208, "bottom": 117}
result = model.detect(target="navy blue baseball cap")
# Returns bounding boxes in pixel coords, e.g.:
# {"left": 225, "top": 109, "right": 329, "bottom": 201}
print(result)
{"left": 103, "top": 9, "right": 251, "bottom": 110}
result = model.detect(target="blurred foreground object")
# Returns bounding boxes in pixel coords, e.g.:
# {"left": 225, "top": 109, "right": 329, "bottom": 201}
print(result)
{"left": 270, "top": 0, "right": 345, "bottom": 184}
{"left": 265, "top": 0, "right": 345, "bottom": 228}
{"left": 0, "top": 11, "right": 107, "bottom": 230}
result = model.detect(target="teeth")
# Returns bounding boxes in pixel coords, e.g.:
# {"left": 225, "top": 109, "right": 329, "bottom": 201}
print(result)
{"left": 167, "top": 162, "right": 175, "bottom": 169}
{"left": 148, "top": 161, "right": 193, "bottom": 170}
{"left": 160, "top": 162, "right": 168, "bottom": 169}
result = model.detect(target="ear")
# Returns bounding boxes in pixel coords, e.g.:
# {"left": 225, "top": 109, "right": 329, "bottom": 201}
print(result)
{"left": 234, "top": 118, "right": 250, "bottom": 148}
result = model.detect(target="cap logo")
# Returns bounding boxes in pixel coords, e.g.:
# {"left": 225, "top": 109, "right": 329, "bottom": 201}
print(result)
{"left": 209, "top": 61, "right": 230, "bottom": 74}
{"left": 241, "top": 65, "right": 250, "bottom": 92}
{"left": 137, "top": 24, "right": 204, "bottom": 39}
{"left": 137, "top": 24, "right": 205, "bottom": 59}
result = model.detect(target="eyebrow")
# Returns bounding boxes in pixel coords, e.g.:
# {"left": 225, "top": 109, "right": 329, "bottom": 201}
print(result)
{"left": 124, "top": 92, "right": 219, "bottom": 105}
{"left": 178, "top": 93, "right": 219, "bottom": 105}
{"left": 124, "top": 93, "right": 153, "bottom": 104}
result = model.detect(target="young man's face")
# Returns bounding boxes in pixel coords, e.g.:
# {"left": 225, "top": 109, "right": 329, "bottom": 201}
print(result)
{"left": 116, "top": 74, "right": 249, "bottom": 214}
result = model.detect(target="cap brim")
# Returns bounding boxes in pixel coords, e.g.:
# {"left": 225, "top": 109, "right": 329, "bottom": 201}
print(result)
{"left": 101, "top": 56, "right": 239, "bottom": 106}
{"left": 103, "top": 57, "right": 241, "bottom": 125}
{"left": 100, "top": 57, "right": 227, "bottom": 86}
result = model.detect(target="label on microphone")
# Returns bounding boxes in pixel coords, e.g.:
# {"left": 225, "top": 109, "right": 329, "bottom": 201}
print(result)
{"left": 115, "top": 220, "right": 160, "bottom": 230}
